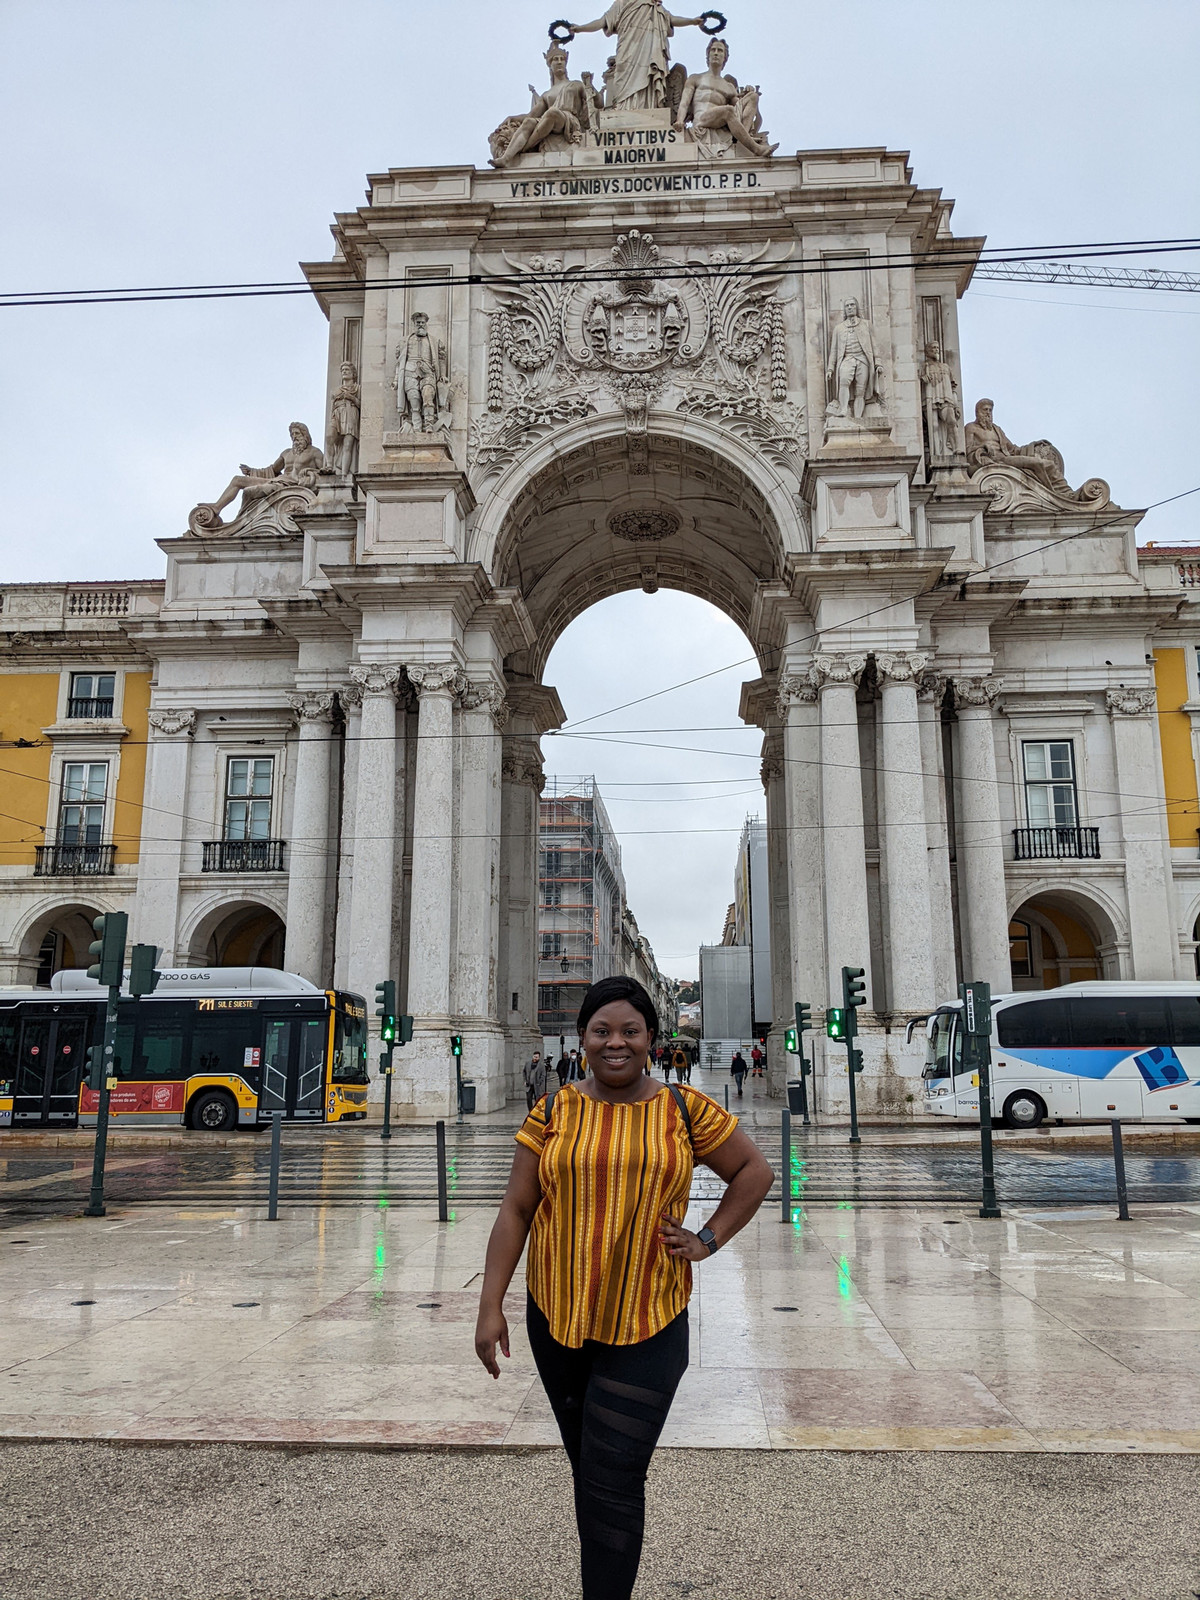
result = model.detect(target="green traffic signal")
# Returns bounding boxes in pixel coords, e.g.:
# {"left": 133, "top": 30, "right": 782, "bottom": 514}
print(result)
{"left": 451, "top": 1034, "right": 463, "bottom": 1057}
{"left": 826, "top": 1006, "right": 847, "bottom": 1041}
{"left": 784, "top": 1026, "right": 799, "bottom": 1054}
{"left": 87, "top": 912, "right": 128, "bottom": 989}
{"left": 380, "top": 1014, "right": 397, "bottom": 1045}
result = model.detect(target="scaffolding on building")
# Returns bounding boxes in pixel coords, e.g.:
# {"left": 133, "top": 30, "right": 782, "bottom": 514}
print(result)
{"left": 537, "top": 777, "right": 626, "bottom": 1039}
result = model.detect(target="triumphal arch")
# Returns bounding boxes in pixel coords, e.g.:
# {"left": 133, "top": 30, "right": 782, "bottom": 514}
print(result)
{"left": 132, "top": 5, "right": 1159, "bottom": 1117}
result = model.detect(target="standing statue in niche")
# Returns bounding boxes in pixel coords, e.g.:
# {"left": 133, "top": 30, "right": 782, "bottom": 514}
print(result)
{"left": 826, "top": 297, "right": 883, "bottom": 419}
{"left": 188, "top": 422, "right": 324, "bottom": 535}
{"left": 395, "top": 312, "right": 449, "bottom": 434}
{"left": 327, "top": 361, "right": 361, "bottom": 476}
{"left": 919, "top": 341, "right": 960, "bottom": 459}
{"left": 490, "top": 43, "right": 594, "bottom": 167}
{"left": 675, "top": 37, "right": 777, "bottom": 157}
{"left": 563, "top": 2, "right": 710, "bottom": 111}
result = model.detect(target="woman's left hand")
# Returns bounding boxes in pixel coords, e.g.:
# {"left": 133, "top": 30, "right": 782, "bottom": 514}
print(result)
{"left": 658, "top": 1215, "right": 709, "bottom": 1261}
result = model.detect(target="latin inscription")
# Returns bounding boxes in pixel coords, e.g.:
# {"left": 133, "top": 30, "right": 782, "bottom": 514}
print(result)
{"left": 506, "top": 169, "right": 763, "bottom": 200}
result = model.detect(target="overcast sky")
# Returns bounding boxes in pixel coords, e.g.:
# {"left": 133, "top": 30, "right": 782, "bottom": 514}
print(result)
{"left": 4, "top": 1, "right": 1198, "bottom": 980}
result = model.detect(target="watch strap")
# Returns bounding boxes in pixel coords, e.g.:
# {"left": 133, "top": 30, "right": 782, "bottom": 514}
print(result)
{"left": 696, "top": 1225, "right": 718, "bottom": 1255}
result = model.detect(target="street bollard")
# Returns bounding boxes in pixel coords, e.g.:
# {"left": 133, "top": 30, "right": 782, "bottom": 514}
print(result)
{"left": 780, "top": 1108, "right": 792, "bottom": 1224}
{"left": 267, "top": 1111, "right": 282, "bottom": 1221}
{"left": 724, "top": 1084, "right": 729, "bottom": 1112}
{"left": 1111, "top": 1119, "right": 1132, "bottom": 1221}
{"left": 436, "top": 1119, "right": 449, "bottom": 1224}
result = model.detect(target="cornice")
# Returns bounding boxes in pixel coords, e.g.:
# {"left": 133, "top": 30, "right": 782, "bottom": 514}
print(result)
{"left": 320, "top": 561, "right": 495, "bottom": 627}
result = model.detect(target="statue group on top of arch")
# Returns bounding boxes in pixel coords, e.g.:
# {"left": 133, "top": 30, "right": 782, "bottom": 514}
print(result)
{"left": 965, "top": 398, "right": 1113, "bottom": 514}
{"left": 489, "top": 7, "right": 774, "bottom": 166}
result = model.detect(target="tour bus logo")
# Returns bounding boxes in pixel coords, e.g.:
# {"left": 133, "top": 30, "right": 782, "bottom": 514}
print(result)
{"left": 1133, "top": 1046, "right": 1188, "bottom": 1093}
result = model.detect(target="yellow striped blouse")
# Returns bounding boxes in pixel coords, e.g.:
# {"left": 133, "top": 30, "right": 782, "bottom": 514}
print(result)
{"left": 516, "top": 1083, "right": 738, "bottom": 1348}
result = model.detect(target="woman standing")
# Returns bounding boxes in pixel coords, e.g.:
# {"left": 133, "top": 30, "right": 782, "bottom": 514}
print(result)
{"left": 475, "top": 975, "right": 773, "bottom": 1600}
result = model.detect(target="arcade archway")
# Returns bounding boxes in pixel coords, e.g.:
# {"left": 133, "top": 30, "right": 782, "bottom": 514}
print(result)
{"left": 1008, "top": 890, "right": 1121, "bottom": 990}
{"left": 186, "top": 900, "right": 286, "bottom": 970}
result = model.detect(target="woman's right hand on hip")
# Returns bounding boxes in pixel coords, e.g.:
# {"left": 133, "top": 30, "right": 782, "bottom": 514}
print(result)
{"left": 475, "top": 1306, "right": 511, "bottom": 1379}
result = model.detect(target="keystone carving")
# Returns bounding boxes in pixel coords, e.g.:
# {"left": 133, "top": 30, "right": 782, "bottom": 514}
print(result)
{"left": 147, "top": 708, "right": 196, "bottom": 737}
{"left": 1105, "top": 687, "right": 1157, "bottom": 717}
{"left": 875, "top": 652, "right": 930, "bottom": 685}
{"left": 954, "top": 675, "right": 1004, "bottom": 708}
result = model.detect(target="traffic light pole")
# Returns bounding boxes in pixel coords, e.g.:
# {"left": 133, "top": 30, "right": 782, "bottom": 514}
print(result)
{"left": 380, "top": 1044, "right": 396, "bottom": 1142}
{"left": 845, "top": 1023, "right": 862, "bottom": 1146}
{"left": 794, "top": 1003, "right": 811, "bottom": 1126}
{"left": 84, "top": 982, "right": 121, "bottom": 1219}
{"left": 962, "top": 981, "right": 1001, "bottom": 1219}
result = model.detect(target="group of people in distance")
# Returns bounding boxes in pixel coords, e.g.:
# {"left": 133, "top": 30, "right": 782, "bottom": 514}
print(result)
{"left": 523, "top": 1047, "right": 586, "bottom": 1109}
{"left": 526, "top": 1037, "right": 768, "bottom": 1108}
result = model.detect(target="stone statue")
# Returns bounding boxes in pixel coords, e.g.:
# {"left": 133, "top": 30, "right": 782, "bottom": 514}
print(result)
{"left": 490, "top": 43, "right": 594, "bottom": 167}
{"left": 919, "top": 341, "right": 960, "bottom": 459}
{"left": 965, "top": 398, "right": 1112, "bottom": 514}
{"left": 395, "top": 312, "right": 449, "bottom": 434}
{"left": 581, "top": 69, "right": 605, "bottom": 116}
{"left": 565, "top": 2, "right": 709, "bottom": 112}
{"left": 327, "top": 361, "right": 361, "bottom": 476}
{"left": 675, "top": 38, "right": 777, "bottom": 158}
{"left": 826, "top": 298, "right": 883, "bottom": 419}
{"left": 188, "top": 422, "right": 324, "bottom": 535}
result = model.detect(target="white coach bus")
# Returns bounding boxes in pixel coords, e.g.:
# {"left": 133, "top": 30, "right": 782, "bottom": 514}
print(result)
{"left": 918, "top": 982, "right": 1200, "bottom": 1128}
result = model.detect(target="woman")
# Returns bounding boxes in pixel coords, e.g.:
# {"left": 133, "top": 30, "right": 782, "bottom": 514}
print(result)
{"left": 475, "top": 975, "right": 773, "bottom": 1600}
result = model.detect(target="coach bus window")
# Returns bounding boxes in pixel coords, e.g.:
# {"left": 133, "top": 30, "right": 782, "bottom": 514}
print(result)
{"left": 1069, "top": 997, "right": 1170, "bottom": 1049}
{"left": 996, "top": 998, "right": 1071, "bottom": 1050}
{"left": 1165, "top": 996, "right": 1200, "bottom": 1046}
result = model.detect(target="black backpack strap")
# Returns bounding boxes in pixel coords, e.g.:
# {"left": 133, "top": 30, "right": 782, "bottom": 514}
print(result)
{"left": 668, "top": 1083, "right": 694, "bottom": 1151}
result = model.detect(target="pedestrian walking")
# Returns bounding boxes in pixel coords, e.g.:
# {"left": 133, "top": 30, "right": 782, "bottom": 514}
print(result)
{"left": 750, "top": 1044, "right": 764, "bottom": 1079}
{"left": 523, "top": 1050, "right": 547, "bottom": 1111}
{"left": 555, "top": 1052, "right": 570, "bottom": 1088}
{"left": 731, "top": 1050, "right": 748, "bottom": 1097}
{"left": 475, "top": 975, "right": 773, "bottom": 1600}
{"left": 670, "top": 1043, "right": 689, "bottom": 1083}
{"left": 567, "top": 1048, "right": 585, "bottom": 1082}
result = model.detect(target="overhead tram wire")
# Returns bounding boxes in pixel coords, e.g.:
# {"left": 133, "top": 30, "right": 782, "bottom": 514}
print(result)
{"left": 5, "top": 236, "right": 1200, "bottom": 309}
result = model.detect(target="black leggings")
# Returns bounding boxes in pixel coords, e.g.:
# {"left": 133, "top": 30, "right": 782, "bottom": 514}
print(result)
{"left": 526, "top": 1294, "right": 689, "bottom": 1600}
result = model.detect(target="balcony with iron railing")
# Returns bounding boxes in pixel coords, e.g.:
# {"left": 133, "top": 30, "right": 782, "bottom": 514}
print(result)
{"left": 66, "top": 696, "right": 115, "bottom": 719}
{"left": 35, "top": 843, "right": 116, "bottom": 876}
{"left": 1012, "top": 826, "right": 1100, "bottom": 861}
{"left": 202, "top": 839, "right": 286, "bottom": 872}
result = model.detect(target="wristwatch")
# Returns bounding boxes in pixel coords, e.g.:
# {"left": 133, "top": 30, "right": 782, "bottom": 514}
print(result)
{"left": 696, "top": 1225, "right": 719, "bottom": 1256}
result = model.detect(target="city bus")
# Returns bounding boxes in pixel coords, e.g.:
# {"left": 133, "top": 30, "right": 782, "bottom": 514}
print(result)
{"left": 0, "top": 968, "right": 369, "bottom": 1132}
{"left": 919, "top": 982, "right": 1200, "bottom": 1128}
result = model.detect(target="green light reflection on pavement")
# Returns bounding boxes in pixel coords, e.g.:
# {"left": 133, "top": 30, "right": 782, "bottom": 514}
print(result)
{"left": 837, "top": 1254, "right": 853, "bottom": 1300}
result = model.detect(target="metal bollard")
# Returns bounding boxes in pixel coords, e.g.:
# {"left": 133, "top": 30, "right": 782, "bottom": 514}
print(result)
{"left": 724, "top": 1083, "right": 729, "bottom": 1112}
{"left": 267, "top": 1111, "right": 283, "bottom": 1221}
{"left": 1111, "top": 1119, "right": 1132, "bottom": 1221}
{"left": 436, "top": 1119, "right": 449, "bottom": 1224}
{"left": 780, "top": 1108, "right": 792, "bottom": 1224}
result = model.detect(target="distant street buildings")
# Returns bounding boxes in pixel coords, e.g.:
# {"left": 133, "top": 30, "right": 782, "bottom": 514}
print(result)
{"left": 699, "top": 816, "right": 772, "bottom": 1063}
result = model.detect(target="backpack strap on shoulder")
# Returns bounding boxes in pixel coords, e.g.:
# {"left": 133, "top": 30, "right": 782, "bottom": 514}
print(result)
{"left": 668, "top": 1082, "right": 694, "bottom": 1150}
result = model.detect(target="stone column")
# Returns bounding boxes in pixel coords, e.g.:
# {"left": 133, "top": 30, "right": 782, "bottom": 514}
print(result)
{"left": 405, "top": 663, "right": 466, "bottom": 1114}
{"left": 283, "top": 691, "right": 336, "bottom": 986}
{"left": 1106, "top": 687, "right": 1180, "bottom": 978}
{"left": 135, "top": 708, "right": 196, "bottom": 964}
{"left": 876, "top": 653, "right": 936, "bottom": 1012}
{"left": 344, "top": 665, "right": 402, "bottom": 1013}
{"left": 499, "top": 736, "right": 545, "bottom": 1099}
{"left": 813, "top": 654, "right": 871, "bottom": 1006}
{"left": 954, "top": 675, "right": 1011, "bottom": 989}
{"left": 776, "top": 675, "right": 826, "bottom": 1013}
{"left": 332, "top": 684, "right": 362, "bottom": 991}
{"left": 761, "top": 732, "right": 792, "bottom": 1092}
{"left": 454, "top": 679, "right": 508, "bottom": 1111}
{"left": 917, "top": 671, "right": 958, "bottom": 1001}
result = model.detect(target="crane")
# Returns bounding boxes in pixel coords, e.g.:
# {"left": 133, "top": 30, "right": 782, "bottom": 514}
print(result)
{"left": 973, "top": 262, "right": 1200, "bottom": 292}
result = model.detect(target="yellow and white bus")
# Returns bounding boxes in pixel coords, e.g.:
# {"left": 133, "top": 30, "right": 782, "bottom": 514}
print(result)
{"left": 1, "top": 968, "right": 369, "bottom": 1132}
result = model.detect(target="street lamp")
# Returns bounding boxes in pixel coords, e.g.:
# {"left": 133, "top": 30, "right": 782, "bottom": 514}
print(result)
{"left": 560, "top": 953, "right": 570, "bottom": 974}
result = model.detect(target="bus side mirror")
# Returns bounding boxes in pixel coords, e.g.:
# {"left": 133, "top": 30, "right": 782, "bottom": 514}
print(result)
{"left": 905, "top": 1016, "right": 928, "bottom": 1046}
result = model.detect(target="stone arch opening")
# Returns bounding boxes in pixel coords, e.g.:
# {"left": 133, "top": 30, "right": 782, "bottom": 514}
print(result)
{"left": 1008, "top": 889, "right": 1121, "bottom": 990}
{"left": 186, "top": 900, "right": 287, "bottom": 970}
{"left": 14, "top": 900, "right": 113, "bottom": 987}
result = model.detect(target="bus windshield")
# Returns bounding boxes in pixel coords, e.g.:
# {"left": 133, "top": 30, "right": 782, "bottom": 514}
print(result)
{"left": 925, "top": 1011, "right": 962, "bottom": 1079}
{"left": 332, "top": 995, "right": 368, "bottom": 1084}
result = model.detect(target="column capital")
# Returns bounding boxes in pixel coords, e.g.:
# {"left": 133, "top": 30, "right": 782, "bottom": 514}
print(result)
{"left": 287, "top": 690, "right": 336, "bottom": 724}
{"left": 408, "top": 663, "right": 467, "bottom": 700}
{"left": 775, "top": 672, "right": 818, "bottom": 718}
{"left": 462, "top": 680, "right": 510, "bottom": 728}
{"left": 502, "top": 737, "right": 545, "bottom": 793}
{"left": 954, "top": 674, "right": 1004, "bottom": 708}
{"left": 876, "top": 651, "right": 930, "bottom": 685}
{"left": 916, "top": 670, "right": 948, "bottom": 705}
{"left": 350, "top": 663, "right": 404, "bottom": 698}
{"left": 1106, "top": 686, "right": 1157, "bottom": 718}
{"left": 147, "top": 707, "right": 196, "bottom": 738}
{"left": 812, "top": 652, "right": 867, "bottom": 690}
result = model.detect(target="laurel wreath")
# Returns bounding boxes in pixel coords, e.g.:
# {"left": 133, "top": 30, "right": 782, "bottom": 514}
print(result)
{"left": 548, "top": 20, "right": 574, "bottom": 43}
{"left": 699, "top": 9, "right": 727, "bottom": 33}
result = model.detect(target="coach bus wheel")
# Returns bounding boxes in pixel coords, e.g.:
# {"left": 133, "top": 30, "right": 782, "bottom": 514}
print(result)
{"left": 1002, "top": 1091, "right": 1046, "bottom": 1130}
{"left": 189, "top": 1090, "right": 239, "bottom": 1132}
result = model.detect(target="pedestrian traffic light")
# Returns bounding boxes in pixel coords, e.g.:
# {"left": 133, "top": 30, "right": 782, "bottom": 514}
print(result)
{"left": 842, "top": 966, "right": 867, "bottom": 1013}
{"left": 398, "top": 1015, "right": 414, "bottom": 1045}
{"left": 826, "top": 1006, "right": 847, "bottom": 1041}
{"left": 375, "top": 980, "right": 397, "bottom": 1043}
{"left": 128, "top": 944, "right": 161, "bottom": 999}
{"left": 784, "top": 1026, "right": 799, "bottom": 1054}
{"left": 85, "top": 1043, "right": 105, "bottom": 1093}
{"left": 850, "top": 1048, "right": 865, "bottom": 1074}
{"left": 450, "top": 1034, "right": 463, "bottom": 1057}
{"left": 795, "top": 1002, "right": 812, "bottom": 1035}
{"left": 87, "top": 912, "right": 128, "bottom": 989}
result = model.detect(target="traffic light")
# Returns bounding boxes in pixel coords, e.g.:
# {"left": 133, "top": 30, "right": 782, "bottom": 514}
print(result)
{"left": 87, "top": 912, "right": 128, "bottom": 989}
{"left": 850, "top": 1048, "right": 865, "bottom": 1074}
{"left": 85, "top": 1043, "right": 105, "bottom": 1093}
{"left": 450, "top": 1034, "right": 463, "bottom": 1057}
{"left": 375, "top": 980, "right": 397, "bottom": 1042}
{"left": 842, "top": 966, "right": 867, "bottom": 1013}
{"left": 826, "top": 1006, "right": 847, "bottom": 1041}
{"left": 795, "top": 1002, "right": 812, "bottom": 1035}
{"left": 128, "top": 944, "right": 161, "bottom": 998}
{"left": 784, "top": 1026, "right": 799, "bottom": 1054}
{"left": 398, "top": 1015, "right": 414, "bottom": 1045}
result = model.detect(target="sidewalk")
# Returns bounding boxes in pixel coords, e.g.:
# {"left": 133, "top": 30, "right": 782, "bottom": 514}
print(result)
{"left": 3, "top": 1195, "right": 1198, "bottom": 1454}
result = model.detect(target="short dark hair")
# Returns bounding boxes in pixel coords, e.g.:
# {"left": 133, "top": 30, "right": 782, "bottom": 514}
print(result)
{"left": 577, "top": 974, "right": 659, "bottom": 1043}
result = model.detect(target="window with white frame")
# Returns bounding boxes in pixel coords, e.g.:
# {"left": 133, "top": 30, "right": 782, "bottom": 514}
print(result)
{"left": 1022, "top": 741, "right": 1079, "bottom": 829}
{"left": 58, "top": 762, "right": 109, "bottom": 844}
{"left": 224, "top": 757, "right": 274, "bottom": 841}
{"left": 67, "top": 672, "right": 116, "bottom": 718}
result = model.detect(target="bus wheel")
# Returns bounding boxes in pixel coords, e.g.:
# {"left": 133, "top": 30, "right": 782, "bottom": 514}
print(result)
{"left": 189, "top": 1090, "right": 239, "bottom": 1132}
{"left": 1003, "top": 1091, "right": 1046, "bottom": 1130}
